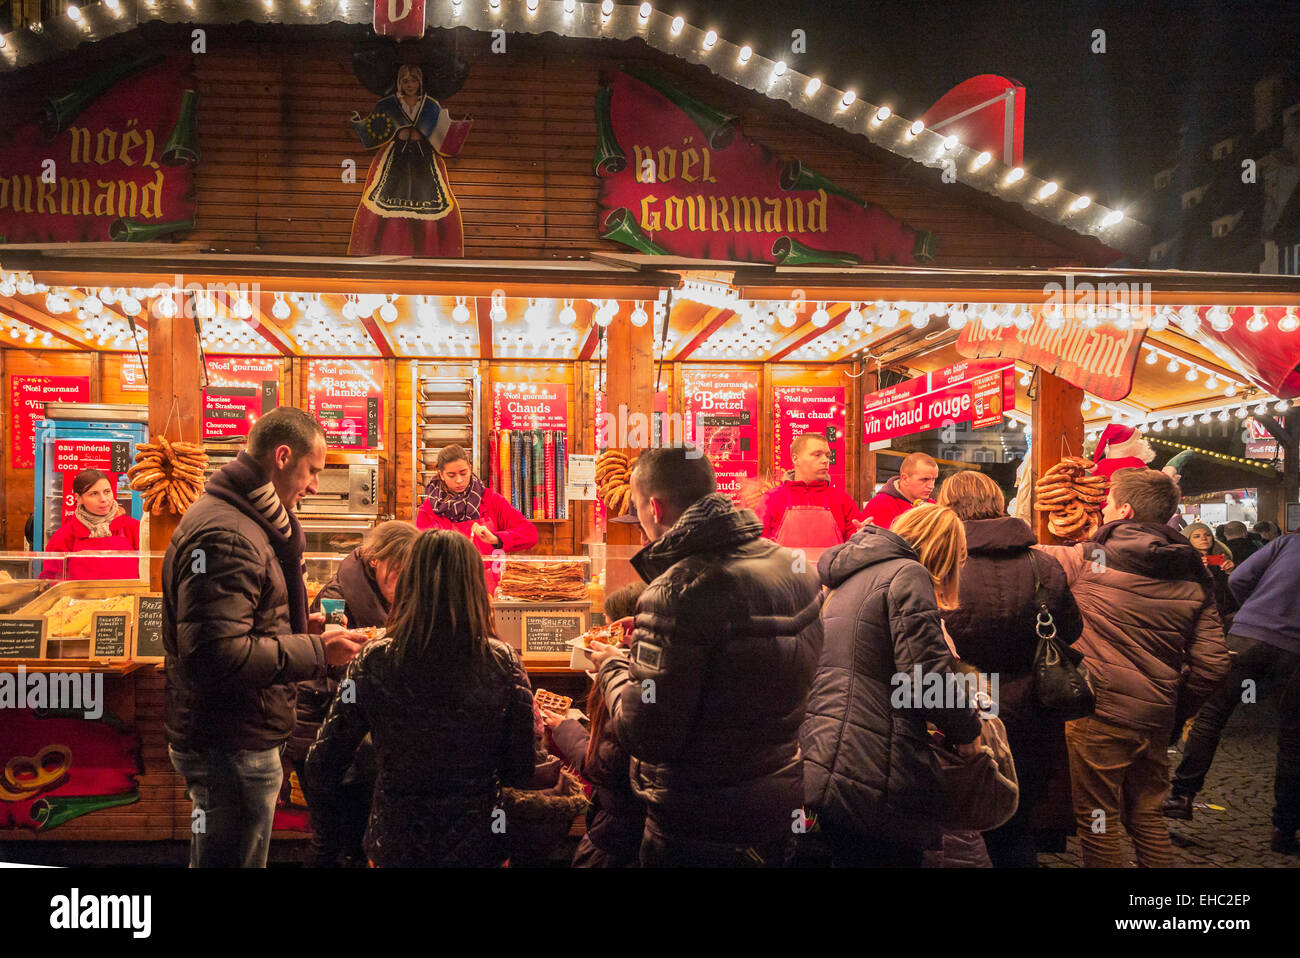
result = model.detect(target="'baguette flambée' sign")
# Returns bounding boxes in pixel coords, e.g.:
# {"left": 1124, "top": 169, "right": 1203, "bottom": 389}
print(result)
{"left": 956, "top": 313, "right": 1145, "bottom": 401}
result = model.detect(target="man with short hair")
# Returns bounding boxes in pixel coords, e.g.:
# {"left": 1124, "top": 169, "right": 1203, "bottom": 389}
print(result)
{"left": 862, "top": 451, "right": 938, "bottom": 529}
{"left": 589, "top": 446, "right": 823, "bottom": 867}
{"left": 164, "top": 407, "right": 367, "bottom": 867}
{"left": 761, "top": 432, "right": 865, "bottom": 547}
{"left": 1037, "top": 467, "right": 1230, "bottom": 867}
{"left": 1221, "top": 520, "right": 1260, "bottom": 565}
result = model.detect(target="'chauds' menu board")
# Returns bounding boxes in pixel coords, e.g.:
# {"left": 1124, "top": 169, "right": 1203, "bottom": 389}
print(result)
{"left": 306, "top": 359, "right": 384, "bottom": 449}
{"left": 682, "top": 368, "right": 759, "bottom": 503}
{"left": 774, "top": 386, "right": 847, "bottom": 483}
{"left": 10, "top": 375, "right": 90, "bottom": 469}
{"left": 203, "top": 356, "right": 281, "bottom": 441}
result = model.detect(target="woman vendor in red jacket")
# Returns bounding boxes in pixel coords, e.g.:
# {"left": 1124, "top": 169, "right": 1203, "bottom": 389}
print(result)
{"left": 416, "top": 444, "right": 538, "bottom": 589}
{"left": 42, "top": 468, "right": 141, "bottom": 580}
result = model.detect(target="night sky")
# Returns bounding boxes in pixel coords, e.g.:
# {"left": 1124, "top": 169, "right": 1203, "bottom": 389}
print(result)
{"left": 666, "top": 0, "right": 1300, "bottom": 218}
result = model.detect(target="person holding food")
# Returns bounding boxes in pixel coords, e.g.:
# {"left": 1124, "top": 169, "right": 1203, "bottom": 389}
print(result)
{"left": 41, "top": 468, "right": 141, "bottom": 580}
{"left": 306, "top": 529, "right": 536, "bottom": 867}
{"left": 416, "top": 444, "right": 538, "bottom": 590}
{"left": 540, "top": 582, "right": 648, "bottom": 868}
{"left": 291, "top": 520, "right": 418, "bottom": 868}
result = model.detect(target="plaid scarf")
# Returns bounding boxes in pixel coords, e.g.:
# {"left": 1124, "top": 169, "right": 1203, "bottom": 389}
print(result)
{"left": 425, "top": 474, "right": 486, "bottom": 524}
{"left": 75, "top": 501, "right": 123, "bottom": 538}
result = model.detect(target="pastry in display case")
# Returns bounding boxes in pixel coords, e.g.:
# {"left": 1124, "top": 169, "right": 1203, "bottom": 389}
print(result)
{"left": 493, "top": 560, "right": 588, "bottom": 602}
{"left": 15, "top": 579, "right": 151, "bottom": 658}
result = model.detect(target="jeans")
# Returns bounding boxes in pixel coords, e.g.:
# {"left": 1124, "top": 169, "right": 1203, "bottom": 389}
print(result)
{"left": 1065, "top": 716, "right": 1172, "bottom": 867}
{"left": 169, "top": 745, "right": 284, "bottom": 868}
{"left": 1172, "top": 636, "right": 1300, "bottom": 832}
{"left": 639, "top": 819, "right": 795, "bottom": 868}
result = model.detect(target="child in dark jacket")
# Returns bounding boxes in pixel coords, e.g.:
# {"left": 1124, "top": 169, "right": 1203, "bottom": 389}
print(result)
{"left": 541, "top": 583, "right": 647, "bottom": 867}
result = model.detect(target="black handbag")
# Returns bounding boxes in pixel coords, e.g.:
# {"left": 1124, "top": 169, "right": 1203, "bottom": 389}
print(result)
{"left": 1028, "top": 551, "right": 1096, "bottom": 720}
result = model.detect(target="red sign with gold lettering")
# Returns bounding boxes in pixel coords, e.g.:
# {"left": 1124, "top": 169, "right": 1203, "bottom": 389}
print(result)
{"left": 595, "top": 69, "right": 935, "bottom": 266}
{"left": 956, "top": 314, "right": 1145, "bottom": 402}
{"left": 0, "top": 53, "right": 197, "bottom": 244}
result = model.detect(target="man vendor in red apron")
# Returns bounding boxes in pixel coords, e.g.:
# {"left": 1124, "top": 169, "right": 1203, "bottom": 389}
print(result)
{"left": 762, "top": 432, "right": 866, "bottom": 548}
{"left": 863, "top": 451, "right": 939, "bottom": 529}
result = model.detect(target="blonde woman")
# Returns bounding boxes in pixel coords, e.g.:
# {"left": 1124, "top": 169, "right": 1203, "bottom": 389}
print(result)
{"left": 801, "top": 503, "right": 984, "bottom": 867}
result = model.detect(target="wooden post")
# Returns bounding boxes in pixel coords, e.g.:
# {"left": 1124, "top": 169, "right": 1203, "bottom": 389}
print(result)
{"left": 856, "top": 363, "right": 878, "bottom": 507}
{"left": 147, "top": 296, "right": 203, "bottom": 588}
{"left": 1031, "top": 370, "right": 1084, "bottom": 544}
{"left": 603, "top": 304, "right": 654, "bottom": 590}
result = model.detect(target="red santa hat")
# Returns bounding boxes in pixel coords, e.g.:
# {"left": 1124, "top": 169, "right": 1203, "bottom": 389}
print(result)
{"left": 1093, "top": 423, "right": 1136, "bottom": 462}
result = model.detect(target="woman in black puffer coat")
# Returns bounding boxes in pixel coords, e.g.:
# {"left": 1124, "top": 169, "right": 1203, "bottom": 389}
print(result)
{"left": 802, "top": 504, "right": 984, "bottom": 867}
{"left": 306, "top": 530, "right": 535, "bottom": 867}
{"left": 291, "top": 521, "right": 416, "bottom": 867}
{"left": 937, "top": 471, "right": 1083, "bottom": 868}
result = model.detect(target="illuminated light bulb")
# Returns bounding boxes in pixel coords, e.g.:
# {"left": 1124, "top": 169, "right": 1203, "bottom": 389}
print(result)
{"left": 1255, "top": 403, "right": 1268, "bottom": 416}
{"left": 17, "top": 276, "right": 36, "bottom": 295}
{"left": 1081, "top": 397, "right": 1091, "bottom": 412}
{"left": 1014, "top": 307, "right": 1034, "bottom": 330}
{"left": 772, "top": 59, "right": 787, "bottom": 78}
{"left": 66, "top": 4, "right": 81, "bottom": 21}
{"left": 1206, "top": 374, "right": 1219, "bottom": 390}
{"left": 809, "top": 303, "right": 829, "bottom": 328}
{"left": 106, "top": 0, "right": 121, "bottom": 10}
{"left": 565, "top": 0, "right": 576, "bottom": 11}
{"left": 1225, "top": 383, "right": 1238, "bottom": 397}
{"left": 880, "top": 306, "right": 901, "bottom": 328}
{"left": 194, "top": 296, "right": 215, "bottom": 319}
{"left": 232, "top": 297, "right": 253, "bottom": 320}
{"left": 1144, "top": 350, "right": 1158, "bottom": 365}
{"left": 527, "top": 0, "right": 538, "bottom": 11}
{"left": 1178, "top": 305, "right": 1201, "bottom": 333}
{"left": 738, "top": 45, "right": 752, "bottom": 63}
{"left": 601, "top": 0, "right": 613, "bottom": 15}
{"left": 1005, "top": 167, "right": 1025, "bottom": 184}
{"left": 453, "top": 299, "right": 471, "bottom": 324}
{"left": 489, "top": 0, "right": 500, "bottom": 8}
{"left": 1276, "top": 400, "right": 1290, "bottom": 412}
{"left": 98, "top": 286, "right": 116, "bottom": 305}
{"left": 1018, "top": 369, "right": 1032, "bottom": 387}
{"left": 1037, "top": 181, "right": 1058, "bottom": 200}
{"left": 1218, "top": 409, "right": 1230, "bottom": 422}
{"left": 417, "top": 297, "right": 437, "bottom": 325}
{"left": 1101, "top": 209, "right": 1124, "bottom": 228}
{"left": 629, "top": 302, "right": 649, "bottom": 328}
{"left": 308, "top": 299, "right": 327, "bottom": 322}
{"left": 1150, "top": 420, "right": 1163, "bottom": 432}
{"left": 670, "top": 15, "right": 684, "bottom": 34}
{"left": 1166, "top": 358, "right": 1180, "bottom": 374}
{"left": 379, "top": 298, "right": 398, "bottom": 323}
{"left": 0, "top": 275, "right": 15, "bottom": 297}
{"left": 271, "top": 296, "right": 290, "bottom": 320}
{"left": 910, "top": 305, "right": 930, "bottom": 330}
{"left": 1199, "top": 412, "right": 1212, "bottom": 424}
{"left": 838, "top": 89, "right": 857, "bottom": 108}
{"left": 703, "top": 29, "right": 717, "bottom": 49}
{"left": 777, "top": 307, "right": 796, "bottom": 328}
{"left": 942, "top": 135, "right": 958, "bottom": 151}
{"left": 1246, "top": 310, "right": 1267, "bottom": 332}
{"left": 1185, "top": 368, "right": 1199, "bottom": 382}
{"left": 638, "top": 2, "right": 651, "bottom": 19}
{"left": 595, "top": 302, "right": 616, "bottom": 327}
{"left": 908, "top": 120, "right": 924, "bottom": 137}
{"left": 1278, "top": 307, "right": 1299, "bottom": 333}
{"left": 1235, "top": 406, "right": 1248, "bottom": 419}
{"left": 341, "top": 299, "right": 357, "bottom": 321}
{"left": 971, "top": 151, "right": 991, "bottom": 172}
{"left": 1148, "top": 307, "right": 1170, "bottom": 331}
{"left": 1071, "top": 195, "right": 1092, "bottom": 211}
{"left": 1209, "top": 307, "right": 1233, "bottom": 332}
{"left": 874, "top": 106, "right": 891, "bottom": 123}
{"left": 153, "top": 294, "right": 177, "bottom": 319}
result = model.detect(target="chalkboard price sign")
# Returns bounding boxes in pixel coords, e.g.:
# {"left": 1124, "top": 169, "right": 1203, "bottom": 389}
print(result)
{"left": 521, "top": 611, "right": 586, "bottom": 657}
{"left": 92, "top": 612, "right": 131, "bottom": 660}
{"left": 0, "top": 616, "right": 48, "bottom": 659}
{"left": 133, "top": 594, "right": 165, "bottom": 662}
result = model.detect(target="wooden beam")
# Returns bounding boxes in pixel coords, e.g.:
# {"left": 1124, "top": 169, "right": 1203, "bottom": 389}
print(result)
{"left": 0, "top": 294, "right": 88, "bottom": 348}
{"left": 1031, "top": 371, "right": 1085, "bottom": 545}
{"left": 147, "top": 299, "right": 203, "bottom": 589}
{"left": 673, "top": 307, "right": 734, "bottom": 361}
{"left": 474, "top": 297, "right": 494, "bottom": 361}
{"left": 768, "top": 303, "right": 850, "bottom": 362}
{"left": 604, "top": 302, "right": 653, "bottom": 576}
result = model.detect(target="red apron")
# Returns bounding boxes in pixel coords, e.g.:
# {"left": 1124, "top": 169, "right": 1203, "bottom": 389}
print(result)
{"left": 774, "top": 505, "right": 844, "bottom": 549}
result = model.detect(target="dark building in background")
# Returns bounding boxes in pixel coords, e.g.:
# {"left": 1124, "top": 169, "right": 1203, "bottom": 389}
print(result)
{"left": 1137, "top": 71, "right": 1300, "bottom": 275}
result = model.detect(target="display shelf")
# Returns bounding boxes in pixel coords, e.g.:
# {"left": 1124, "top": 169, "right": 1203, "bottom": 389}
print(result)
{"left": 0, "top": 659, "right": 147, "bottom": 675}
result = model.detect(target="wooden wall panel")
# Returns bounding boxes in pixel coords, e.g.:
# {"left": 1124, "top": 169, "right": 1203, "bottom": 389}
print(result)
{"left": 0, "top": 25, "right": 1100, "bottom": 268}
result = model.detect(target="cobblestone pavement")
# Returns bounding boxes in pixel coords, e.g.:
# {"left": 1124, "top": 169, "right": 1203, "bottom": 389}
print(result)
{"left": 1040, "top": 684, "right": 1298, "bottom": 868}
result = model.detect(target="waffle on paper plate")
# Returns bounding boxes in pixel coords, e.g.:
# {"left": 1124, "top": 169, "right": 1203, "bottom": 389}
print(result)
{"left": 534, "top": 689, "right": 573, "bottom": 714}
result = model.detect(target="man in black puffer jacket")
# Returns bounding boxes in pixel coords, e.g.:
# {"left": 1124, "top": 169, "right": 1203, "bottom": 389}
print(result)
{"left": 590, "top": 446, "right": 823, "bottom": 867}
{"left": 164, "top": 408, "right": 366, "bottom": 868}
